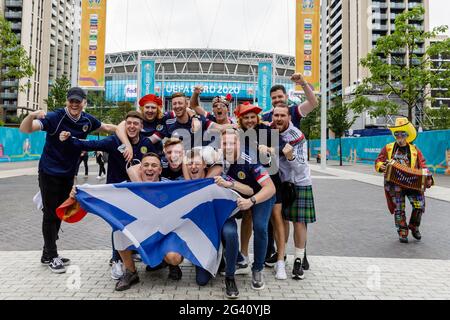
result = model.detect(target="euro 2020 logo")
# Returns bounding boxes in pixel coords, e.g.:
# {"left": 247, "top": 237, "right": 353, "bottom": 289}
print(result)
{"left": 302, "top": 0, "right": 314, "bottom": 10}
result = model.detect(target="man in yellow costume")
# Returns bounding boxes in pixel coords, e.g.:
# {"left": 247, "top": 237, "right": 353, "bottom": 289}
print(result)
{"left": 375, "top": 117, "right": 433, "bottom": 243}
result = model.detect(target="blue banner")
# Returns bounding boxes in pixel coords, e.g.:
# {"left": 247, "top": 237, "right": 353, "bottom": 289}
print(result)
{"left": 140, "top": 59, "right": 155, "bottom": 96}
{"left": 106, "top": 80, "right": 284, "bottom": 102}
{"left": 257, "top": 62, "right": 273, "bottom": 112}
{"left": 309, "top": 130, "right": 450, "bottom": 175}
{"left": 0, "top": 127, "right": 103, "bottom": 163}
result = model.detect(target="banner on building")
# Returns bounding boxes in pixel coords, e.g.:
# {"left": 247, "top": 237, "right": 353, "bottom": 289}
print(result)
{"left": 140, "top": 59, "right": 156, "bottom": 97}
{"left": 79, "top": 0, "right": 107, "bottom": 89}
{"left": 296, "top": 0, "right": 320, "bottom": 92}
{"left": 257, "top": 62, "right": 273, "bottom": 112}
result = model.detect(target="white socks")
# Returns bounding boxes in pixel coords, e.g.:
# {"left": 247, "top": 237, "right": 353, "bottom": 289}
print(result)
{"left": 295, "top": 248, "right": 305, "bottom": 261}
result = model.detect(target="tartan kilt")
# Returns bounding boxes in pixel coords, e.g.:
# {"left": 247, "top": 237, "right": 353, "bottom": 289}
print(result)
{"left": 283, "top": 185, "right": 317, "bottom": 223}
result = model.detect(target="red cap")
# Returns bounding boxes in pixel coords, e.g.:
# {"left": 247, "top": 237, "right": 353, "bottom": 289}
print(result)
{"left": 234, "top": 102, "right": 262, "bottom": 117}
{"left": 56, "top": 197, "right": 87, "bottom": 223}
{"left": 139, "top": 94, "right": 162, "bottom": 107}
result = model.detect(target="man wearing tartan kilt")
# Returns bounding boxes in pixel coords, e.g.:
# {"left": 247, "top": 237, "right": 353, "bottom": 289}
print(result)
{"left": 375, "top": 117, "right": 433, "bottom": 244}
{"left": 271, "top": 104, "right": 317, "bottom": 280}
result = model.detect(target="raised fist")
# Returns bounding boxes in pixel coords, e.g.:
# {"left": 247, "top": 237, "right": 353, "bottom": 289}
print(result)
{"left": 291, "top": 73, "right": 306, "bottom": 85}
{"left": 32, "top": 110, "right": 46, "bottom": 120}
{"left": 59, "top": 131, "right": 71, "bottom": 142}
{"left": 193, "top": 85, "right": 204, "bottom": 94}
{"left": 282, "top": 143, "right": 294, "bottom": 160}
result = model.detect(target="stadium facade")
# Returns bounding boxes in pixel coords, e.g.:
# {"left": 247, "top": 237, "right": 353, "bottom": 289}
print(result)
{"left": 104, "top": 48, "right": 297, "bottom": 113}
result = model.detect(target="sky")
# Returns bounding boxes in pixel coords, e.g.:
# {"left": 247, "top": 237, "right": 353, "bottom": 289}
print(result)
{"left": 105, "top": 0, "right": 449, "bottom": 55}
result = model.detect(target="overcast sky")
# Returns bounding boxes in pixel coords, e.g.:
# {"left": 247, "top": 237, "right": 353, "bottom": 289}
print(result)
{"left": 105, "top": 0, "right": 449, "bottom": 55}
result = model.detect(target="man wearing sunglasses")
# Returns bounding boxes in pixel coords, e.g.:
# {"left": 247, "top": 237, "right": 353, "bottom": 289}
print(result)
{"left": 375, "top": 117, "right": 433, "bottom": 243}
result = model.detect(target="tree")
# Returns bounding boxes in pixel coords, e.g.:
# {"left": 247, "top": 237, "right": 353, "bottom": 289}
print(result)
{"left": 300, "top": 99, "right": 321, "bottom": 141}
{"left": 107, "top": 102, "right": 134, "bottom": 125}
{"left": 349, "top": 6, "right": 450, "bottom": 123}
{"left": 328, "top": 97, "right": 357, "bottom": 166}
{"left": 44, "top": 75, "right": 71, "bottom": 111}
{"left": 0, "top": 17, "right": 35, "bottom": 92}
{"left": 424, "top": 105, "right": 450, "bottom": 130}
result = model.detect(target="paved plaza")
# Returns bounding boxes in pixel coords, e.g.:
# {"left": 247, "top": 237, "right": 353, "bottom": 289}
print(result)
{"left": 1, "top": 160, "right": 450, "bottom": 300}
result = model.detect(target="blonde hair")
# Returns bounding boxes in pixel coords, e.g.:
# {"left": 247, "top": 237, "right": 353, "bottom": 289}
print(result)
{"left": 163, "top": 137, "right": 183, "bottom": 150}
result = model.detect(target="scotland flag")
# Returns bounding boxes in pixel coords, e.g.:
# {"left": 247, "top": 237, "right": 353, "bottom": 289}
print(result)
{"left": 76, "top": 178, "right": 239, "bottom": 275}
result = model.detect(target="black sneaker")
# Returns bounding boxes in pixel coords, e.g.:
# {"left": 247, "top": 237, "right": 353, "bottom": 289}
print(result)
{"left": 251, "top": 270, "right": 265, "bottom": 290}
{"left": 48, "top": 257, "right": 66, "bottom": 274}
{"left": 399, "top": 237, "right": 409, "bottom": 243}
{"left": 168, "top": 265, "right": 182, "bottom": 280}
{"left": 115, "top": 269, "right": 139, "bottom": 291}
{"left": 302, "top": 252, "right": 309, "bottom": 271}
{"left": 292, "top": 258, "right": 305, "bottom": 280}
{"left": 225, "top": 277, "right": 239, "bottom": 299}
{"left": 146, "top": 261, "right": 168, "bottom": 272}
{"left": 41, "top": 256, "right": 70, "bottom": 266}
{"left": 264, "top": 252, "right": 277, "bottom": 268}
{"left": 409, "top": 227, "right": 422, "bottom": 240}
{"left": 265, "top": 252, "right": 287, "bottom": 268}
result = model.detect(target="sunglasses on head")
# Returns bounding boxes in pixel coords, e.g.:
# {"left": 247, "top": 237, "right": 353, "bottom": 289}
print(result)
{"left": 394, "top": 132, "right": 408, "bottom": 138}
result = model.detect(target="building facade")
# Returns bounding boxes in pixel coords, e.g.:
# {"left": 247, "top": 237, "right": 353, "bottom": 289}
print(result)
{"left": 0, "top": 0, "right": 75, "bottom": 120}
{"left": 326, "top": 0, "right": 429, "bottom": 129}
{"left": 430, "top": 35, "right": 450, "bottom": 109}
{"left": 104, "top": 48, "right": 296, "bottom": 112}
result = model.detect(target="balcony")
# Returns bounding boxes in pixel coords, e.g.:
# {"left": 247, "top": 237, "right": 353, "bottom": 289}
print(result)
{"left": 408, "top": 2, "right": 422, "bottom": 9}
{"left": 373, "top": 13, "right": 388, "bottom": 20}
{"left": 390, "top": 2, "right": 406, "bottom": 10}
{"left": 4, "top": 11, "right": 22, "bottom": 19}
{"left": 372, "top": 24, "right": 389, "bottom": 31}
{"left": 0, "top": 92, "right": 18, "bottom": 99}
{"left": 372, "top": 2, "right": 388, "bottom": 9}
{"left": 5, "top": 0, "right": 23, "bottom": 8}
{"left": 1, "top": 80, "right": 19, "bottom": 87}
{"left": 10, "top": 22, "right": 22, "bottom": 30}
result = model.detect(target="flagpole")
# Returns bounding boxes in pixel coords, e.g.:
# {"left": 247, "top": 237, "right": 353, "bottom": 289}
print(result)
{"left": 320, "top": 0, "right": 327, "bottom": 170}
{"left": 71, "top": 0, "right": 81, "bottom": 88}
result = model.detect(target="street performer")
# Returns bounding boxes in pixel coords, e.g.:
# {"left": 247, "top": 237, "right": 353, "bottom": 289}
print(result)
{"left": 375, "top": 117, "right": 433, "bottom": 243}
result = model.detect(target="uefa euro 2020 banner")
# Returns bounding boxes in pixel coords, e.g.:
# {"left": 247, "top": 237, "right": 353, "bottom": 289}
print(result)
{"left": 79, "top": 0, "right": 107, "bottom": 89}
{"left": 257, "top": 62, "right": 273, "bottom": 113}
{"left": 296, "top": 0, "right": 320, "bottom": 92}
{"left": 140, "top": 59, "right": 156, "bottom": 96}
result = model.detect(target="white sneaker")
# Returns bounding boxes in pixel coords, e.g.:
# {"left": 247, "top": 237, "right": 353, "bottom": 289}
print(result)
{"left": 274, "top": 260, "right": 287, "bottom": 280}
{"left": 111, "top": 261, "right": 124, "bottom": 280}
{"left": 96, "top": 176, "right": 102, "bottom": 180}
{"left": 132, "top": 253, "right": 142, "bottom": 262}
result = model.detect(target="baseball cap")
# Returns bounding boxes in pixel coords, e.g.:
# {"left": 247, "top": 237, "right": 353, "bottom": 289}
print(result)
{"left": 67, "top": 87, "right": 87, "bottom": 102}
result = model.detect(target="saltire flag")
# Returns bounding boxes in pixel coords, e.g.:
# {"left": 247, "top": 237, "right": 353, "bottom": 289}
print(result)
{"left": 75, "top": 178, "right": 239, "bottom": 276}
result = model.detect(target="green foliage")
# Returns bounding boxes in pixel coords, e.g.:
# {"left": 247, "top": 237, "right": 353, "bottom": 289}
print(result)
{"left": 424, "top": 105, "right": 450, "bottom": 130}
{"left": 300, "top": 99, "right": 321, "bottom": 140}
{"left": 0, "top": 17, "right": 35, "bottom": 91}
{"left": 44, "top": 75, "right": 71, "bottom": 111}
{"left": 328, "top": 97, "right": 357, "bottom": 166}
{"left": 349, "top": 6, "right": 450, "bottom": 121}
{"left": 328, "top": 97, "right": 357, "bottom": 138}
{"left": 86, "top": 101, "right": 134, "bottom": 125}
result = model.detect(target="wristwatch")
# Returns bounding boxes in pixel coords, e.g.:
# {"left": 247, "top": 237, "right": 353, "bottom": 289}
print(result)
{"left": 250, "top": 196, "right": 257, "bottom": 206}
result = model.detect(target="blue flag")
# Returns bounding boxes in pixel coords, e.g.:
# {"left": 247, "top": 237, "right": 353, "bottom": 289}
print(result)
{"left": 76, "top": 178, "right": 239, "bottom": 275}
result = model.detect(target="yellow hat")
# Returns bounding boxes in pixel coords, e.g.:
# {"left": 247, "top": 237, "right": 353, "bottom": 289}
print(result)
{"left": 389, "top": 117, "right": 417, "bottom": 143}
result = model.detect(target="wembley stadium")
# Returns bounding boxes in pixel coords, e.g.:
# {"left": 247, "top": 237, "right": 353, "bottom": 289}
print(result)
{"left": 104, "top": 48, "right": 298, "bottom": 112}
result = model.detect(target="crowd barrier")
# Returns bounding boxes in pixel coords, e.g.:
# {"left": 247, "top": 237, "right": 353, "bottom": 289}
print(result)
{"left": 309, "top": 130, "right": 450, "bottom": 175}
{"left": 0, "top": 127, "right": 102, "bottom": 163}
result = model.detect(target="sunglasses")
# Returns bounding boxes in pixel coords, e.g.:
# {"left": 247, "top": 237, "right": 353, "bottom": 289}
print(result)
{"left": 394, "top": 132, "right": 408, "bottom": 138}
